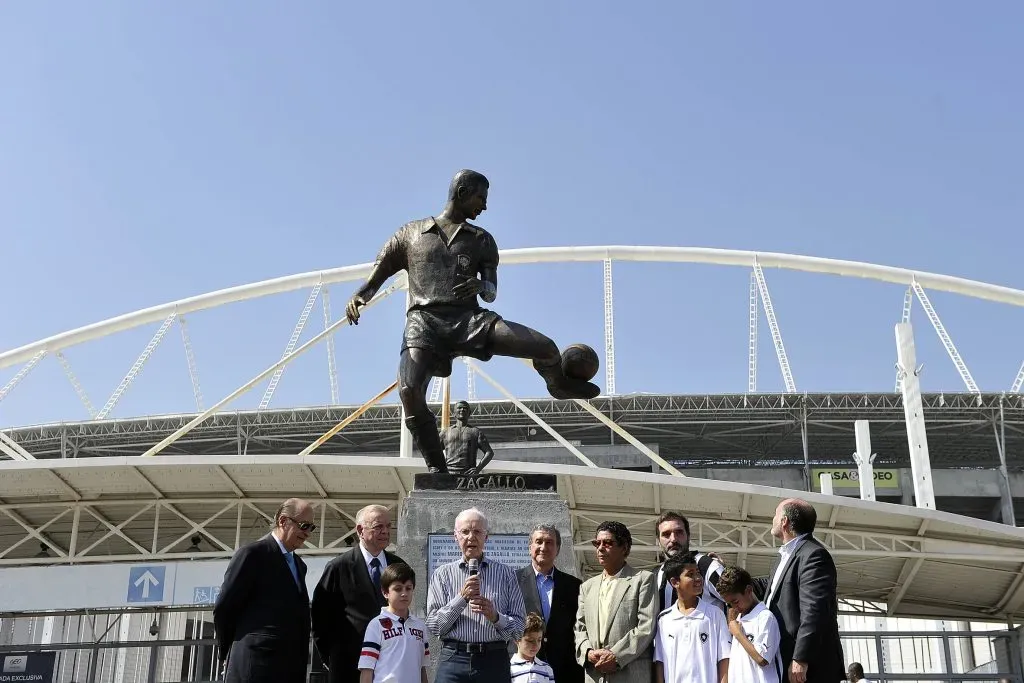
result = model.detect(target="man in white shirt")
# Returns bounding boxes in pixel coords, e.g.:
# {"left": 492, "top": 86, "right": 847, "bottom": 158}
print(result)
{"left": 847, "top": 662, "right": 874, "bottom": 683}
{"left": 752, "top": 499, "right": 844, "bottom": 683}
{"left": 313, "top": 504, "right": 406, "bottom": 683}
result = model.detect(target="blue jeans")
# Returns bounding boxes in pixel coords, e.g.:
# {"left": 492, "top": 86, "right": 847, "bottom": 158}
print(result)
{"left": 435, "top": 646, "right": 511, "bottom": 683}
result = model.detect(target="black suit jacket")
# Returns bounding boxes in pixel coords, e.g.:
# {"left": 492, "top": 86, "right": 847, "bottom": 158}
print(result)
{"left": 753, "top": 536, "right": 845, "bottom": 683}
{"left": 213, "top": 535, "right": 311, "bottom": 683}
{"left": 516, "top": 564, "right": 585, "bottom": 683}
{"left": 311, "top": 547, "right": 405, "bottom": 683}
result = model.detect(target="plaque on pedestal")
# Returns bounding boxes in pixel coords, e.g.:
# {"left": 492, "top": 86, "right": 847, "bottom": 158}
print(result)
{"left": 412, "top": 472, "right": 556, "bottom": 492}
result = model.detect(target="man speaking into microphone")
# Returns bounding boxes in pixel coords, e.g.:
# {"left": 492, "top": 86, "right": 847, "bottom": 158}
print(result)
{"left": 427, "top": 507, "right": 526, "bottom": 683}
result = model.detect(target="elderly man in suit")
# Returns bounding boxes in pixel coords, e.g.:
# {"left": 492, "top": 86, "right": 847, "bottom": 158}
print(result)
{"left": 312, "top": 504, "right": 405, "bottom": 683}
{"left": 516, "top": 524, "right": 584, "bottom": 683}
{"left": 574, "top": 521, "right": 657, "bottom": 683}
{"left": 214, "top": 497, "right": 315, "bottom": 683}
{"left": 753, "top": 498, "right": 845, "bottom": 683}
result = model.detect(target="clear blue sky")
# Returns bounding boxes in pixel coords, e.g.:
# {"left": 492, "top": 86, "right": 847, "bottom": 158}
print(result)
{"left": 2, "top": 2, "right": 1023, "bottom": 428}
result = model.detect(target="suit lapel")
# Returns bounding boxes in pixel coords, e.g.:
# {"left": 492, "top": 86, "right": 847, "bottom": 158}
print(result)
{"left": 522, "top": 568, "right": 543, "bottom": 617}
{"left": 265, "top": 535, "right": 303, "bottom": 594}
{"left": 351, "top": 547, "right": 378, "bottom": 602}
{"left": 600, "top": 565, "right": 633, "bottom": 645}
{"left": 768, "top": 537, "right": 807, "bottom": 606}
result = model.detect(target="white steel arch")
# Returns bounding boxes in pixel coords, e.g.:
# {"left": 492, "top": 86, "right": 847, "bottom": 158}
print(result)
{"left": 4, "top": 246, "right": 1024, "bottom": 371}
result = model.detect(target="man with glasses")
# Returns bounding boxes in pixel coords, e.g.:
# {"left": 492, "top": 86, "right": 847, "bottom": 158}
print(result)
{"left": 574, "top": 521, "right": 657, "bottom": 683}
{"left": 312, "top": 504, "right": 406, "bottom": 683}
{"left": 214, "top": 497, "right": 316, "bottom": 683}
{"left": 426, "top": 507, "right": 526, "bottom": 683}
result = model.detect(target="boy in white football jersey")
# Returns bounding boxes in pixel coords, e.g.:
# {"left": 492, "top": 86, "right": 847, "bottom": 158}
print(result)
{"left": 716, "top": 566, "right": 782, "bottom": 683}
{"left": 655, "top": 552, "right": 731, "bottom": 683}
{"left": 358, "top": 562, "right": 429, "bottom": 683}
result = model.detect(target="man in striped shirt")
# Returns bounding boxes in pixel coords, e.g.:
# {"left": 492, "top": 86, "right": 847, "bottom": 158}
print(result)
{"left": 426, "top": 507, "right": 527, "bottom": 683}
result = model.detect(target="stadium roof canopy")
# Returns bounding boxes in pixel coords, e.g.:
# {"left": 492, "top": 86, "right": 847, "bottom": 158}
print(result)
{"left": 1, "top": 455, "right": 1023, "bottom": 621}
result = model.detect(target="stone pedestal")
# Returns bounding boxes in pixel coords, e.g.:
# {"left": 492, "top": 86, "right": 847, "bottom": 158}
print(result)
{"left": 397, "top": 473, "right": 575, "bottom": 615}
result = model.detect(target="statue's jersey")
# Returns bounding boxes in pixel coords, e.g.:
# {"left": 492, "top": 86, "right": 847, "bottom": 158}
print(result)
{"left": 440, "top": 424, "right": 491, "bottom": 472}
{"left": 370, "top": 218, "right": 499, "bottom": 313}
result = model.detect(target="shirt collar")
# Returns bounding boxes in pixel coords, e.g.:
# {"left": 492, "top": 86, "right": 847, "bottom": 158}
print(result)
{"left": 667, "top": 599, "right": 708, "bottom": 620}
{"left": 378, "top": 607, "right": 407, "bottom": 623}
{"left": 534, "top": 565, "right": 554, "bottom": 580}
{"left": 739, "top": 602, "right": 766, "bottom": 622}
{"left": 421, "top": 217, "right": 479, "bottom": 235}
{"left": 360, "top": 543, "right": 384, "bottom": 566}
{"left": 778, "top": 533, "right": 809, "bottom": 555}
{"left": 460, "top": 555, "right": 488, "bottom": 568}
{"left": 511, "top": 653, "right": 544, "bottom": 665}
{"left": 271, "top": 533, "right": 289, "bottom": 555}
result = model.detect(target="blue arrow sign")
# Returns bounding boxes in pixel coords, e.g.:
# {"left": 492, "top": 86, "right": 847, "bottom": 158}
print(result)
{"left": 127, "top": 566, "right": 166, "bottom": 603}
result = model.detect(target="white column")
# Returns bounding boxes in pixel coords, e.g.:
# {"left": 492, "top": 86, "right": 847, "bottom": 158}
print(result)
{"left": 819, "top": 472, "right": 834, "bottom": 495}
{"left": 854, "top": 420, "right": 877, "bottom": 501}
{"left": 399, "top": 289, "right": 413, "bottom": 458}
{"left": 895, "top": 322, "right": 936, "bottom": 509}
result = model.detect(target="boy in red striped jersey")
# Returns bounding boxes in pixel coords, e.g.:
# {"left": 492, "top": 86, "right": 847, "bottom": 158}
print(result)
{"left": 358, "top": 563, "right": 429, "bottom": 683}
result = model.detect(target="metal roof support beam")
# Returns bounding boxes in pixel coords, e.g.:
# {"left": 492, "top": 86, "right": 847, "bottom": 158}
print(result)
{"left": 0, "top": 350, "right": 46, "bottom": 403}
{"left": 993, "top": 398, "right": 1016, "bottom": 526}
{"left": 895, "top": 288, "right": 913, "bottom": 392}
{"left": 748, "top": 271, "right": 758, "bottom": 393}
{"left": 1011, "top": 360, "right": 1024, "bottom": 394}
{"left": 97, "top": 313, "right": 177, "bottom": 420}
{"left": 603, "top": 258, "right": 617, "bottom": 396}
{"left": 300, "top": 380, "right": 398, "bottom": 456}
{"left": 911, "top": 282, "right": 980, "bottom": 397}
{"left": 177, "top": 316, "right": 204, "bottom": 412}
{"left": 321, "top": 288, "right": 340, "bottom": 405}
{"left": 753, "top": 259, "right": 796, "bottom": 393}
{"left": 0, "top": 431, "right": 33, "bottom": 460}
{"left": 895, "top": 323, "right": 936, "bottom": 510}
{"left": 140, "top": 276, "right": 404, "bottom": 457}
{"left": 260, "top": 282, "right": 323, "bottom": 410}
{"left": 853, "top": 420, "right": 877, "bottom": 502}
{"left": 464, "top": 359, "right": 598, "bottom": 468}
{"left": 55, "top": 352, "right": 97, "bottom": 419}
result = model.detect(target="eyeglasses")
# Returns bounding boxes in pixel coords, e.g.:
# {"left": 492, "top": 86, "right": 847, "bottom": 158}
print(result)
{"left": 591, "top": 539, "right": 617, "bottom": 549}
{"left": 287, "top": 517, "right": 317, "bottom": 533}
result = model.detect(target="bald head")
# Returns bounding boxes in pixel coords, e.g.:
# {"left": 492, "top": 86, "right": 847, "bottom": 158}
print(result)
{"left": 772, "top": 498, "right": 817, "bottom": 542}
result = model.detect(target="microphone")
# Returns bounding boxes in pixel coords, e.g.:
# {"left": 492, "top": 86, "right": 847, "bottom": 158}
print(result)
{"left": 467, "top": 558, "right": 479, "bottom": 576}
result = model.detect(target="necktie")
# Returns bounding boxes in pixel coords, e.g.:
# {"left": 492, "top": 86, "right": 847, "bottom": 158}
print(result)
{"left": 537, "top": 573, "right": 552, "bottom": 621}
{"left": 284, "top": 552, "right": 300, "bottom": 589}
{"left": 370, "top": 557, "right": 382, "bottom": 593}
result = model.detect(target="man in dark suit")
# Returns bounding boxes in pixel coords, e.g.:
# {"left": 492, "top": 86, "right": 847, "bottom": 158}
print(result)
{"left": 516, "top": 524, "right": 584, "bottom": 683}
{"left": 311, "top": 504, "right": 405, "bottom": 683}
{"left": 213, "top": 497, "right": 315, "bottom": 683}
{"left": 753, "top": 498, "right": 845, "bottom": 683}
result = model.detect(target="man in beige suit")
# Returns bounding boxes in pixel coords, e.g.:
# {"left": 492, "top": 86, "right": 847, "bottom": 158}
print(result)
{"left": 574, "top": 521, "right": 657, "bottom": 682}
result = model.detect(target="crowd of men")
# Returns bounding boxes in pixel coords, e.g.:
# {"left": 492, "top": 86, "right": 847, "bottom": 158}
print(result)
{"left": 213, "top": 496, "right": 845, "bottom": 683}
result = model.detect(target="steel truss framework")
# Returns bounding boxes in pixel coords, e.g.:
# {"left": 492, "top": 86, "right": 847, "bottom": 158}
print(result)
{"left": 2, "top": 456, "right": 1024, "bottom": 621}
{"left": 5, "top": 392, "right": 1024, "bottom": 469}
{"left": 3, "top": 246, "right": 1024, "bottom": 436}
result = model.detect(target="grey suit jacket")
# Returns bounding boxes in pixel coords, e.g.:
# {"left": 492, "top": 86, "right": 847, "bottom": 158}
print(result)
{"left": 573, "top": 564, "right": 657, "bottom": 683}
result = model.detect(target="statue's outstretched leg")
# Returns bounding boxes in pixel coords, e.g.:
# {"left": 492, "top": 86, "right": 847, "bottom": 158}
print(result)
{"left": 398, "top": 348, "right": 448, "bottom": 473}
{"left": 488, "top": 320, "right": 600, "bottom": 400}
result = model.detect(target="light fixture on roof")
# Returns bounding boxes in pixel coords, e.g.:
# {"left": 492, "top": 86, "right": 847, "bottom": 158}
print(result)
{"left": 188, "top": 534, "right": 202, "bottom": 552}
{"left": 34, "top": 542, "right": 50, "bottom": 558}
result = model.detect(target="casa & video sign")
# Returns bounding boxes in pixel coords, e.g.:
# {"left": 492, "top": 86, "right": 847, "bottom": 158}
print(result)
{"left": 812, "top": 468, "right": 899, "bottom": 490}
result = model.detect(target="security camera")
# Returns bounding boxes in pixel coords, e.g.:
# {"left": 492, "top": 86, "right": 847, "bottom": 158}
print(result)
{"left": 149, "top": 621, "right": 159, "bottom": 637}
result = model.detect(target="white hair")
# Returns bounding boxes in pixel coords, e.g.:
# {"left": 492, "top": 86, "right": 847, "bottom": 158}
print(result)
{"left": 356, "top": 504, "right": 390, "bottom": 526}
{"left": 454, "top": 507, "right": 488, "bottom": 532}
